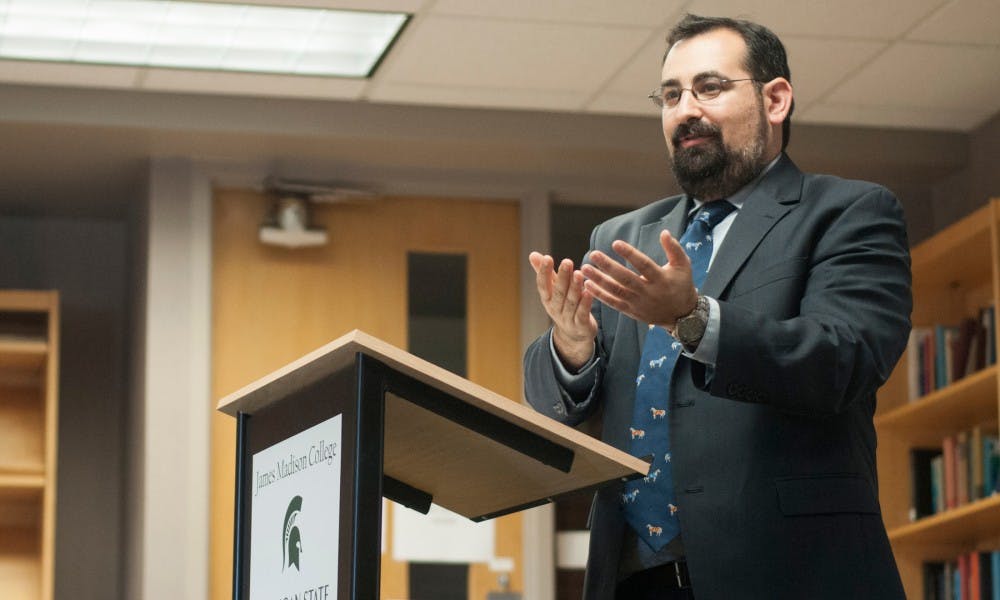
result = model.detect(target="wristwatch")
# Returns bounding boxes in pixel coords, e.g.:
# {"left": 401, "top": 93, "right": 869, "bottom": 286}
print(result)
{"left": 671, "top": 295, "right": 710, "bottom": 352}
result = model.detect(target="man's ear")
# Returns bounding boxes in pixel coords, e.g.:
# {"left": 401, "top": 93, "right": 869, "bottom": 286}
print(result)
{"left": 762, "top": 78, "right": 793, "bottom": 126}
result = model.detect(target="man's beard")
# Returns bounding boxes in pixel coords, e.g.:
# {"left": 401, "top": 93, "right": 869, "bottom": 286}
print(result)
{"left": 669, "top": 110, "right": 768, "bottom": 201}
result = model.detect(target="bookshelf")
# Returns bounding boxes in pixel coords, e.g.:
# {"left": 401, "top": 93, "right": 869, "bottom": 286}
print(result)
{"left": 877, "top": 200, "right": 1000, "bottom": 597}
{"left": 0, "top": 291, "right": 59, "bottom": 600}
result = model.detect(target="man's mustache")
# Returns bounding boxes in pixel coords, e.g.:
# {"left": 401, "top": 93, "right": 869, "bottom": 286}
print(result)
{"left": 672, "top": 120, "right": 722, "bottom": 146}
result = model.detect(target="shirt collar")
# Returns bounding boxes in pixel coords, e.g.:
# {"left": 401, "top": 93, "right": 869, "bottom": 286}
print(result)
{"left": 689, "top": 154, "right": 782, "bottom": 214}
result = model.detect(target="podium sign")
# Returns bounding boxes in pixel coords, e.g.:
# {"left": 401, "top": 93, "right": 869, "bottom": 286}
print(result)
{"left": 219, "top": 331, "right": 648, "bottom": 600}
{"left": 249, "top": 414, "right": 342, "bottom": 599}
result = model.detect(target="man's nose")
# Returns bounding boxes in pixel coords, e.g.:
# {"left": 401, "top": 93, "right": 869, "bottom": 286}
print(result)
{"left": 672, "top": 89, "right": 704, "bottom": 120}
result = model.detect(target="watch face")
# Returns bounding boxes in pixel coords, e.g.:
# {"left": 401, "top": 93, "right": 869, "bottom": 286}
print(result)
{"left": 678, "top": 318, "right": 705, "bottom": 341}
{"left": 677, "top": 303, "right": 708, "bottom": 342}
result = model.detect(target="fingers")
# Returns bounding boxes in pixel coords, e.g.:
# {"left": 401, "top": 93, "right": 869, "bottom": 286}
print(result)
{"left": 529, "top": 252, "right": 590, "bottom": 325}
{"left": 660, "top": 230, "right": 690, "bottom": 270}
{"left": 529, "top": 252, "right": 554, "bottom": 302}
{"left": 584, "top": 249, "right": 641, "bottom": 287}
{"left": 528, "top": 253, "right": 576, "bottom": 308}
{"left": 611, "top": 240, "right": 665, "bottom": 280}
{"left": 581, "top": 258, "right": 634, "bottom": 303}
{"left": 528, "top": 251, "right": 548, "bottom": 273}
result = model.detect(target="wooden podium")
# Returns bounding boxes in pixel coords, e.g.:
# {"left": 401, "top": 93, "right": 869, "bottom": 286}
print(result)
{"left": 217, "top": 330, "right": 647, "bottom": 599}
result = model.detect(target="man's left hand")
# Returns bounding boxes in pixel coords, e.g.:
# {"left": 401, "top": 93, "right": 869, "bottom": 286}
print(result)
{"left": 581, "top": 229, "right": 699, "bottom": 328}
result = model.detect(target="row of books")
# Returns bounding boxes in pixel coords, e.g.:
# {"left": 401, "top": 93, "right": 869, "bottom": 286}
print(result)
{"left": 924, "top": 551, "right": 1000, "bottom": 600}
{"left": 907, "top": 307, "right": 997, "bottom": 401}
{"left": 911, "top": 427, "right": 1000, "bottom": 520}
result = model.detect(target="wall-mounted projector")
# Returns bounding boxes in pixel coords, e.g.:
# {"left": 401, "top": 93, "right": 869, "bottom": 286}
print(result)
{"left": 258, "top": 196, "right": 329, "bottom": 249}
{"left": 257, "top": 177, "right": 378, "bottom": 249}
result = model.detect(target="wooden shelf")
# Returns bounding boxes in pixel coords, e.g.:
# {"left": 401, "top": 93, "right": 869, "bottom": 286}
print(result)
{"left": 875, "top": 365, "right": 998, "bottom": 446}
{"left": 0, "top": 486, "right": 42, "bottom": 530}
{"left": 0, "top": 336, "right": 47, "bottom": 354}
{"left": 0, "top": 474, "right": 44, "bottom": 491}
{"left": 0, "top": 290, "right": 57, "bottom": 600}
{"left": 889, "top": 495, "right": 1000, "bottom": 547}
{"left": 876, "top": 199, "right": 1000, "bottom": 598}
{"left": 0, "top": 543, "right": 41, "bottom": 600}
{"left": 0, "top": 336, "right": 47, "bottom": 386}
{"left": 0, "top": 388, "right": 45, "bottom": 474}
{"left": 910, "top": 203, "right": 993, "bottom": 289}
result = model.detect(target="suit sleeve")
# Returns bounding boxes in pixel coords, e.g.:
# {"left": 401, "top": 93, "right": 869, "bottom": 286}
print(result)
{"left": 523, "top": 329, "right": 604, "bottom": 425}
{"left": 705, "top": 186, "right": 912, "bottom": 416}
{"left": 523, "top": 226, "right": 610, "bottom": 426}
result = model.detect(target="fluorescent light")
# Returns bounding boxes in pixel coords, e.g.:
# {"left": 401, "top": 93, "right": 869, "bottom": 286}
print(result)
{"left": 0, "top": 0, "right": 409, "bottom": 78}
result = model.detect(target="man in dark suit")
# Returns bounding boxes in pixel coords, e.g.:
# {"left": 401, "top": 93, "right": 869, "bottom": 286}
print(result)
{"left": 524, "top": 14, "right": 911, "bottom": 600}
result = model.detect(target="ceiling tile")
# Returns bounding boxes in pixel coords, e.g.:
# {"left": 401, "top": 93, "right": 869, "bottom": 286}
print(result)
{"left": 430, "top": 0, "right": 683, "bottom": 27}
{"left": 140, "top": 69, "right": 367, "bottom": 99}
{"left": 907, "top": 0, "right": 1000, "bottom": 45}
{"left": 827, "top": 42, "right": 1000, "bottom": 113}
{"left": 367, "top": 81, "right": 580, "bottom": 112}
{"left": 781, "top": 37, "right": 887, "bottom": 109}
{"left": 597, "top": 33, "right": 669, "bottom": 95}
{"left": 686, "top": 0, "right": 948, "bottom": 39}
{"left": 800, "top": 102, "right": 988, "bottom": 131}
{"left": 375, "top": 15, "right": 649, "bottom": 94}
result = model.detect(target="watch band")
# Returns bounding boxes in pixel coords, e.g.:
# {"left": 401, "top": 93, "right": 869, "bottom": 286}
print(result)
{"left": 672, "top": 295, "right": 710, "bottom": 352}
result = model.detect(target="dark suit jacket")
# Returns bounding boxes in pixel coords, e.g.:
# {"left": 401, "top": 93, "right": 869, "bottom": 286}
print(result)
{"left": 524, "top": 155, "right": 911, "bottom": 600}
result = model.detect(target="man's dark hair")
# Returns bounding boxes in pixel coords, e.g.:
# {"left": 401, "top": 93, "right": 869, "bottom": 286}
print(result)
{"left": 665, "top": 14, "right": 794, "bottom": 150}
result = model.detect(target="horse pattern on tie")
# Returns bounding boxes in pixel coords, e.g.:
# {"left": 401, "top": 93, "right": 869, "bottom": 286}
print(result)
{"left": 622, "top": 200, "right": 736, "bottom": 551}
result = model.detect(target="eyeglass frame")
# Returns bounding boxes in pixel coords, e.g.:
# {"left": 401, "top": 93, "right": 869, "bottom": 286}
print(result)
{"left": 648, "top": 77, "right": 761, "bottom": 109}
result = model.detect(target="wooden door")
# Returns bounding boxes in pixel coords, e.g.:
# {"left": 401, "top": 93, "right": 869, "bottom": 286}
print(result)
{"left": 209, "top": 191, "right": 522, "bottom": 599}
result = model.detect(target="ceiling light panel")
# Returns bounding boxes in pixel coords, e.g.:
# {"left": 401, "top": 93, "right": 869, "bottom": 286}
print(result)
{"left": 0, "top": 0, "right": 409, "bottom": 77}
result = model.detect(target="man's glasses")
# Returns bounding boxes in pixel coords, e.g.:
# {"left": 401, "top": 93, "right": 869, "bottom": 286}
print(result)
{"left": 648, "top": 77, "right": 760, "bottom": 109}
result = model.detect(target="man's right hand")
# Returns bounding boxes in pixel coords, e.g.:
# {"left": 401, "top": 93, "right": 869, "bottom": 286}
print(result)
{"left": 529, "top": 252, "right": 598, "bottom": 371}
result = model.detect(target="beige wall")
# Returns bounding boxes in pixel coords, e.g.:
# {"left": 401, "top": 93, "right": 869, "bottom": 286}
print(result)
{"left": 931, "top": 111, "right": 1000, "bottom": 232}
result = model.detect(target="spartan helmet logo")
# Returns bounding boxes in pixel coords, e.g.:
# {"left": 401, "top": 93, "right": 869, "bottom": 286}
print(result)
{"left": 282, "top": 495, "right": 303, "bottom": 572}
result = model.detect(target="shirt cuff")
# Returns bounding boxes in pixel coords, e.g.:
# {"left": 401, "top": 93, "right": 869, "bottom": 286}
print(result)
{"left": 684, "top": 296, "right": 720, "bottom": 366}
{"left": 549, "top": 333, "right": 599, "bottom": 389}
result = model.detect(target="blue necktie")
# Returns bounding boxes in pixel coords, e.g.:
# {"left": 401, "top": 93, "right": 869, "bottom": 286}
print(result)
{"left": 622, "top": 200, "right": 736, "bottom": 551}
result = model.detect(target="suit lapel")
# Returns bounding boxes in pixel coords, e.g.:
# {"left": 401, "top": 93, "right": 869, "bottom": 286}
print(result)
{"left": 635, "top": 197, "right": 689, "bottom": 349}
{"left": 701, "top": 155, "right": 803, "bottom": 298}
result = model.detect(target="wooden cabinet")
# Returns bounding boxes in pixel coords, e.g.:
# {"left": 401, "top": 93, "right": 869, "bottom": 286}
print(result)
{"left": 0, "top": 291, "right": 58, "bottom": 600}
{"left": 877, "top": 201, "right": 1000, "bottom": 597}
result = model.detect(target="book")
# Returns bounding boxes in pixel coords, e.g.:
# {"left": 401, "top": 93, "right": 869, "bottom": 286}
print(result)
{"left": 991, "top": 551, "right": 1000, "bottom": 600}
{"left": 977, "top": 552, "right": 992, "bottom": 600}
{"left": 909, "top": 328, "right": 930, "bottom": 401}
{"left": 912, "top": 448, "right": 942, "bottom": 520}
{"left": 924, "top": 562, "right": 946, "bottom": 600}
{"left": 966, "top": 321, "right": 987, "bottom": 376}
{"left": 982, "top": 306, "right": 996, "bottom": 367}
{"left": 986, "top": 435, "right": 1000, "bottom": 497}
{"left": 931, "top": 454, "right": 945, "bottom": 513}
{"left": 904, "top": 308, "right": 996, "bottom": 402}
{"left": 936, "top": 324, "right": 950, "bottom": 389}
{"left": 925, "top": 330, "right": 936, "bottom": 395}
{"left": 972, "top": 426, "right": 984, "bottom": 501}
{"left": 960, "top": 552, "right": 971, "bottom": 600}
{"left": 944, "top": 435, "right": 958, "bottom": 510}
{"left": 971, "top": 550, "right": 981, "bottom": 600}
{"left": 958, "top": 431, "right": 970, "bottom": 506}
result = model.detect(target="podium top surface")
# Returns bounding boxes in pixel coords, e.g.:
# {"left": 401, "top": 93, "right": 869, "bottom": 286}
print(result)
{"left": 217, "top": 330, "right": 648, "bottom": 519}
